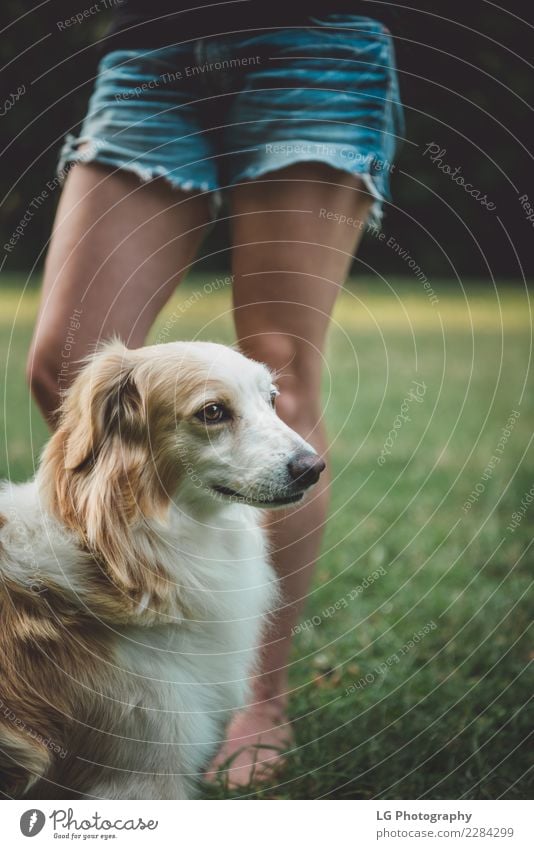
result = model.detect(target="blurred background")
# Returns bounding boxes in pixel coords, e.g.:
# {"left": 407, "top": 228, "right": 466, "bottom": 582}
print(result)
{"left": 1, "top": 0, "right": 533, "bottom": 279}
{"left": 0, "top": 2, "right": 532, "bottom": 801}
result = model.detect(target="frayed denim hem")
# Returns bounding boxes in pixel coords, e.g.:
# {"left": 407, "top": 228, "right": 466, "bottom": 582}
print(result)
{"left": 227, "top": 140, "right": 392, "bottom": 229}
{"left": 57, "top": 134, "right": 221, "bottom": 218}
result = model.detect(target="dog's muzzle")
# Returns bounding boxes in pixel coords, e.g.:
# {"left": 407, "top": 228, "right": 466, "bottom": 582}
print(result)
{"left": 287, "top": 450, "right": 326, "bottom": 489}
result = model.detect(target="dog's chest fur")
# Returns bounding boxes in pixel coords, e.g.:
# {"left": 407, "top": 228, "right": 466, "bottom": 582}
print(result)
{"left": 0, "top": 483, "right": 275, "bottom": 798}
{"left": 113, "top": 509, "right": 275, "bottom": 773}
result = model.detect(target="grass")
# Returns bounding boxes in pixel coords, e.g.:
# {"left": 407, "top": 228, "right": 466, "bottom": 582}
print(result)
{"left": 1, "top": 273, "right": 532, "bottom": 799}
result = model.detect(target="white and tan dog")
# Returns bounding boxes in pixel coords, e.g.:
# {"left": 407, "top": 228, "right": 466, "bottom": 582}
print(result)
{"left": 0, "top": 340, "right": 324, "bottom": 799}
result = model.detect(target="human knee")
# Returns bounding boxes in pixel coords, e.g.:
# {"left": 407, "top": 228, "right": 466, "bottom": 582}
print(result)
{"left": 240, "top": 333, "right": 297, "bottom": 377}
{"left": 241, "top": 334, "right": 322, "bottom": 432}
{"left": 275, "top": 390, "right": 323, "bottom": 439}
{"left": 26, "top": 342, "right": 63, "bottom": 419}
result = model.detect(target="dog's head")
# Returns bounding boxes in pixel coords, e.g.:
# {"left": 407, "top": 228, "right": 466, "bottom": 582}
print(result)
{"left": 153, "top": 340, "right": 325, "bottom": 509}
{"left": 39, "top": 340, "right": 324, "bottom": 598}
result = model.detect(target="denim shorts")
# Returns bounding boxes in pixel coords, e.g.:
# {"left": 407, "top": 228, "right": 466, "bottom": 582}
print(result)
{"left": 59, "top": 15, "right": 404, "bottom": 226}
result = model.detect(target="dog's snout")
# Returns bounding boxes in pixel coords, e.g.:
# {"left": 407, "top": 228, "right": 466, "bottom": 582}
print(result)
{"left": 287, "top": 451, "right": 326, "bottom": 489}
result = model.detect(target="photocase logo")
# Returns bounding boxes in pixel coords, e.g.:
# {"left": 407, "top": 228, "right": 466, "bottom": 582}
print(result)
{"left": 20, "top": 809, "right": 46, "bottom": 837}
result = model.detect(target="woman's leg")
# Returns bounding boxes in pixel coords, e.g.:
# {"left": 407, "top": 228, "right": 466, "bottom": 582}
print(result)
{"left": 28, "top": 163, "right": 211, "bottom": 423}
{"left": 207, "top": 164, "right": 373, "bottom": 785}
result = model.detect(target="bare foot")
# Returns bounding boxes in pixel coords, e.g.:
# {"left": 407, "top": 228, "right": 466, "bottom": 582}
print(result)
{"left": 205, "top": 700, "right": 294, "bottom": 788}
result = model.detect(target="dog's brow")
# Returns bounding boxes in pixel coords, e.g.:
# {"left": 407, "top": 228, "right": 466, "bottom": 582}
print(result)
{"left": 194, "top": 389, "right": 235, "bottom": 409}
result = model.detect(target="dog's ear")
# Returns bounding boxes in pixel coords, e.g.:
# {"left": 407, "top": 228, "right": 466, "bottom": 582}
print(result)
{"left": 40, "top": 340, "right": 178, "bottom": 611}
{"left": 62, "top": 341, "right": 144, "bottom": 471}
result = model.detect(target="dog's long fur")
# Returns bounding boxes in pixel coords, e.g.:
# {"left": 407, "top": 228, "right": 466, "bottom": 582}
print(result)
{"left": 0, "top": 340, "right": 319, "bottom": 799}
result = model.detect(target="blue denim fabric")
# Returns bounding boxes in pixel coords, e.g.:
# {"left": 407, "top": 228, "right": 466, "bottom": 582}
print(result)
{"left": 59, "top": 15, "right": 404, "bottom": 226}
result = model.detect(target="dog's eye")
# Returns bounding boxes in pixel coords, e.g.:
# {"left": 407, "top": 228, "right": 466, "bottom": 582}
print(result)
{"left": 270, "top": 388, "right": 279, "bottom": 409}
{"left": 195, "top": 403, "right": 230, "bottom": 424}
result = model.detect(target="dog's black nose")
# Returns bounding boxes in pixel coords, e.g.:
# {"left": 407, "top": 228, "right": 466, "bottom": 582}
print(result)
{"left": 287, "top": 451, "right": 326, "bottom": 489}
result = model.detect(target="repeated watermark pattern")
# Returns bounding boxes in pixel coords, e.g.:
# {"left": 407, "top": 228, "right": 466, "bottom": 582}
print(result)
{"left": 369, "top": 229, "right": 438, "bottom": 305}
{"left": 4, "top": 142, "right": 100, "bottom": 254}
{"left": 0, "top": 5, "right": 530, "bottom": 810}
{"left": 156, "top": 274, "right": 233, "bottom": 343}
{"left": 518, "top": 193, "right": 534, "bottom": 229}
{"left": 377, "top": 380, "right": 427, "bottom": 466}
{"left": 422, "top": 143, "right": 497, "bottom": 212}
{"left": 270, "top": 142, "right": 395, "bottom": 174}
{"left": 292, "top": 566, "right": 387, "bottom": 636}
{"left": 345, "top": 621, "right": 437, "bottom": 695}
{"left": 462, "top": 409, "right": 520, "bottom": 512}
{"left": 56, "top": 0, "right": 125, "bottom": 31}
{"left": 0, "top": 697, "right": 67, "bottom": 759}
{"left": 506, "top": 483, "right": 534, "bottom": 533}
{"left": 57, "top": 309, "right": 83, "bottom": 403}
{"left": 114, "top": 56, "right": 262, "bottom": 102}
{"left": 318, "top": 208, "right": 438, "bottom": 304}
{"left": 1, "top": 84, "right": 26, "bottom": 118}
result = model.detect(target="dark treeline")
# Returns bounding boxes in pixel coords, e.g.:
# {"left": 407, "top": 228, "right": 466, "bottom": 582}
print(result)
{"left": 1, "top": 1, "right": 532, "bottom": 281}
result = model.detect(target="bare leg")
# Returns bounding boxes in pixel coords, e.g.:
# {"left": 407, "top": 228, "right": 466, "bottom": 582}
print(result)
{"left": 206, "top": 164, "right": 373, "bottom": 786}
{"left": 28, "top": 163, "right": 211, "bottom": 423}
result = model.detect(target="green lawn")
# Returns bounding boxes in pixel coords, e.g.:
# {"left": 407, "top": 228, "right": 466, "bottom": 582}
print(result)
{"left": 1, "top": 273, "right": 532, "bottom": 799}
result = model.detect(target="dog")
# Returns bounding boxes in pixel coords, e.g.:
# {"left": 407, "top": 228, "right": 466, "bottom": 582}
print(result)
{"left": 0, "top": 340, "right": 325, "bottom": 799}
